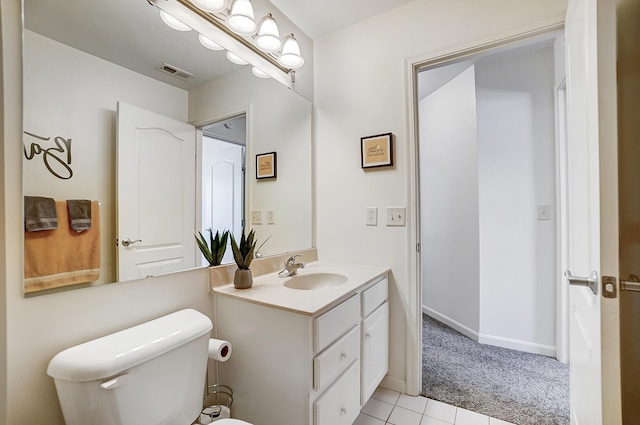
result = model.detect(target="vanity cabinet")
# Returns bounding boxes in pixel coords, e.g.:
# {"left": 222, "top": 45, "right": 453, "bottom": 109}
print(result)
{"left": 214, "top": 273, "right": 388, "bottom": 425}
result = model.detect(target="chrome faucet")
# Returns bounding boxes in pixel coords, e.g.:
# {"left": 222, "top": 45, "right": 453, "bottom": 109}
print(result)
{"left": 278, "top": 255, "right": 306, "bottom": 277}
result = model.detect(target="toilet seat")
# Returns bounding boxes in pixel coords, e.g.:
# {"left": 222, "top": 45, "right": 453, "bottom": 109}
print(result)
{"left": 214, "top": 420, "right": 253, "bottom": 425}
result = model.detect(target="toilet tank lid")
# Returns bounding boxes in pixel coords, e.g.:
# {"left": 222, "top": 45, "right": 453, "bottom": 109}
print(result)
{"left": 47, "top": 309, "right": 212, "bottom": 382}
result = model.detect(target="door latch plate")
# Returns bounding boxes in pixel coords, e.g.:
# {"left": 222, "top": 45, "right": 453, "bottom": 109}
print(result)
{"left": 602, "top": 276, "right": 617, "bottom": 299}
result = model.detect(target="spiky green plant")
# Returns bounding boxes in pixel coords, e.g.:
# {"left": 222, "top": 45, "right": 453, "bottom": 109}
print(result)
{"left": 230, "top": 228, "right": 257, "bottom": 270}
{"left": 195, "top": 229, "right": 229, "bottom": 266}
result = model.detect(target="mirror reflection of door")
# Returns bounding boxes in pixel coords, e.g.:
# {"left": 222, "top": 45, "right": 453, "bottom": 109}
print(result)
{"left": 116, "top": 102, "right": 197, "bottom": 281}
{"left": 200, "top": 115, "right": 246, "bottom": 265}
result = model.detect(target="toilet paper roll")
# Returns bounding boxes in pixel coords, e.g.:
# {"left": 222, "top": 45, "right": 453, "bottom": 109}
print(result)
{"left": 208, "top": 338, "right": 232, "bottom": 362}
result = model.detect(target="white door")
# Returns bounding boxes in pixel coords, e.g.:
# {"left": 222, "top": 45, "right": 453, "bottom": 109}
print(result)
{"left": 201, "top": 137, "right": 245, "bottom": 265}
{"left": 565, "top": 0, "right": 619, "bottom": 423}
{"left": 116, "top": 102, "right": 196, "bottom": 281}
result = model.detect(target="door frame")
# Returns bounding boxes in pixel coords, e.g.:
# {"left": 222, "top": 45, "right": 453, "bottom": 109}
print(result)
{"left": 404, "top": 22, "right": 565, "bottom": 396}
{"left": 192, "top": 106, "right": 252, "bottom": 241}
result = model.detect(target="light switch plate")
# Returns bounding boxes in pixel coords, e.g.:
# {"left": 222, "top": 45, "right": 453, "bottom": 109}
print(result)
{"left": 267, "top": 209, "right": 275, "bottom": 225}
{"left": 366, "top": 207, "right": 378, "bottom": 226}
{"left": 251, "top": 210, "right": 263, "bottom": 225}
{"left": 387, "top": 207, "right": 406, "bottom": 226}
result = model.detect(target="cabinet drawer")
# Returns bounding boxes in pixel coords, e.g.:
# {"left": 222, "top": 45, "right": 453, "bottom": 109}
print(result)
{"left": 314, "top": 325, "right": 359, "bottom": 391}
{"left": 314, "top": 295, "right": 360, "bottom": 353}
{"left": 314, "top": 361, "right": 360, "bottom": 425}
{"left": 362, "top": 276, "right": 388, "bottom": 317}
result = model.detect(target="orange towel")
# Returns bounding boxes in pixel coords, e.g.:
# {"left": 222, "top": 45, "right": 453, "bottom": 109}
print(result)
{"left": 24, "top": 201, "right": 100, "bottom": 293}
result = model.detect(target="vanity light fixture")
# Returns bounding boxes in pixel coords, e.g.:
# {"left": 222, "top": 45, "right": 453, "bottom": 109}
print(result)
{"left": 256, "top": 14, "right": 281, "bottom": 53}
{"left": 227, "top": 51, "right": 248, "bottom": 65}
{"left": 189, "top": 0, "right": 227, "bottom": 13}
{"left": 199, "top": 34, "right": 224, "bottom": 50}
{"left": 278, "top": 34, "right": 304, "bottom": 69}
{"left": 160, "top": 10, "right": 192, "bottom": 31}
{"left": 151, "top": 0, "right": 300, "bottom": 87}
{"left": 251, "top": 66, "right": 270, "bottom": 79}
{"left": 227, "top": 0, "right": 256, "bottom": 36}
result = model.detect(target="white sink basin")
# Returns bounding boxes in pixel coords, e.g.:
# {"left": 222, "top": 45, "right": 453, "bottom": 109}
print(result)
{"left": 283, "top": 272, "right": 348, "bottom": 290}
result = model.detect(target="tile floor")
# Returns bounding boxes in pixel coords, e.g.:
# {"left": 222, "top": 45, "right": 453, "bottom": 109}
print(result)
{"left": 356, "top": 387, "right": 516, "bottom": 425}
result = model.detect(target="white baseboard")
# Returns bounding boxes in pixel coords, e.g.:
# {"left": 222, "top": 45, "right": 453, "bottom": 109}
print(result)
{"left": 422, "top": 305, "right": 556, "bottom": 357}
{"left": 477, "top": 334, "right": 556, "bottom": 357}
{"left": 380, "top": 376, "right": 406, "bottom": 394}
{"left": 422, "top": 306, "right": 479, "bottom": 342}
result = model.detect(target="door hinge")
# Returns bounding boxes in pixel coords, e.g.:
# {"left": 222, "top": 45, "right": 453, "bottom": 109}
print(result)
{"left": 416, "top": 242, "right": 420, "bottom": 253}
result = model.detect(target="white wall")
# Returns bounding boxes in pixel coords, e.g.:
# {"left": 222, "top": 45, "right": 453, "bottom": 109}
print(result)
{"left": 420, "top": 66, "right": 481, "bottom": 335}
{"left": 314, "top": 0, "right": 566, "bottom": 391}
{"left": 476, "top": 46, "right": 557, "bottom": 352}
{"left": 189, "top": 69, "right": 313, "bottom": 256}
{"left": 23, "top": 30, "right": 189, "bottom": 286}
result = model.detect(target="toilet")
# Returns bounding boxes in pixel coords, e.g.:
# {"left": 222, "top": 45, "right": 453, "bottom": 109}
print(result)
{"left": 47, "top": 309, "right": 254, "bottom": 425}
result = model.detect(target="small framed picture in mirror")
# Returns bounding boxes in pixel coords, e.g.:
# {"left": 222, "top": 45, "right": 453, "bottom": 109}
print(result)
{"left": 361, "top": 133, "right": 393, "bottom": 169}
{"left": 256, "top": 152, "right": 277, "bottom": 179}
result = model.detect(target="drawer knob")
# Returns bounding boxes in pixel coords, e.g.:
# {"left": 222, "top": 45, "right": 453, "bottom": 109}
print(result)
{"left": 365, "top": 333, "right": 371, "bottom": 339}
{"left": 341, "top": 351, "right": 347, "bottom": 359}
{"left": 340, "top": 407, "right": 347, "bottom": 415}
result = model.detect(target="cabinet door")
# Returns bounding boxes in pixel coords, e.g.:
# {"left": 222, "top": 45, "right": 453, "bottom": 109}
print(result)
{"left": 361, "top": 302, "right": 389, "bottom": 405}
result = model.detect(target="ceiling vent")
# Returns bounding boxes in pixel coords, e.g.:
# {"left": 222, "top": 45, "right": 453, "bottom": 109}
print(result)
{"left": 156, "top": 63, "right": 195, "bottom": 80}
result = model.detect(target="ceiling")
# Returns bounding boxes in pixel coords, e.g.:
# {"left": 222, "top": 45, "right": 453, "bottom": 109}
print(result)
{"left": 24, "top": 0, "right": 413, "bottom": 90}
{"left": 271, "top": 0, "right": 416, "bottom": 39}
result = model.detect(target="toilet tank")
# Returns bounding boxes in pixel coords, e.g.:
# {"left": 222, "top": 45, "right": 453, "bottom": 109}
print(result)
{"left": 47, "top": 309, "right": 212, "bottom": 425}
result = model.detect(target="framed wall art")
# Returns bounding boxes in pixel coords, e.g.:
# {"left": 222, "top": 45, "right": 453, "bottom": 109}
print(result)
{"left": 256, "top": 151, "right": 277, "bottom": 179}
{"left": 361, "top": 133, "right": 393, "bottom": 169}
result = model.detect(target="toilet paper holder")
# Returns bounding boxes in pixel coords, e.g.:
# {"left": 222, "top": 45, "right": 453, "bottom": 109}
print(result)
{"left": 206, "top": 384, "right": 233, "bottom": 408}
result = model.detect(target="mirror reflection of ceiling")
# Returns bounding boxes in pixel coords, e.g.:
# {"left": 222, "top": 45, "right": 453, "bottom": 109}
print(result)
{"left": 25, "top": 0, "right": 419, "bottom": 90}
{"left": 24, "top": 0, "right": 244, "bottom": 90}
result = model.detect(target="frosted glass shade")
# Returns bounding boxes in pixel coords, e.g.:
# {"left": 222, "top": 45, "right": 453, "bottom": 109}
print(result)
{"left": 199, "top": 34, "right": 224, "bottom": 50}
{"left": 227, "top": 0, "right": 256, "bottom": 36}
{"left": 160, "top": 10, "right": 191, "bottom": 31}
{"left": 256, "top": 14, "right": 281, "bottom": 53}
{"left": 190, "top": 0, "right": 227, "bottom": 13}
{"left": 227, "top": 51, "right": 248, "bottom": 65}
{"left": 251, "top": 67, "right": 270, "bottom": 79}
{"left": 278, "top": 34, "right": 304, "bottom": 69}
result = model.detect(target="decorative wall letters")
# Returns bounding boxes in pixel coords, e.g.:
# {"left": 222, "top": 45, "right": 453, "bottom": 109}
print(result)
{"left": 23, "top": 131, "right": 73, "bottom": 180}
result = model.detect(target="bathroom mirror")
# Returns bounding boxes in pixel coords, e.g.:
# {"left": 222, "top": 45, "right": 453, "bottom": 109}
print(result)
{"left": 22, "top": 0, "right": 313, "bottom": 294}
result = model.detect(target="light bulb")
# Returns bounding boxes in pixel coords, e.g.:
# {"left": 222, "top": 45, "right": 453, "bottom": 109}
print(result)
{"left": 160, "top": 10, "right": 191, "bottom": 32}
{"left": 227, "top": 51, "right": 248, "bottom": 65}
{"left": 278, "top": 34, "right": 304, "bottom": 69}
{"left": 199, "top": 34, "right": 224, "bottom": 50}
{"left": 227, "top": 0, "right": 256, "bottom": 36}
{"left": 252, "top": 67, "right": 270, "bottom": 79}
{"left": 190, "top": 0, "right": 227, "bottom": 13}
{"left": 256, "top": 14, "right": 281, "bottom": 53}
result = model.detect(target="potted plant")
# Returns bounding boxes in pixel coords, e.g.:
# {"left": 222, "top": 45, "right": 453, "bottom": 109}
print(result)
{"left": 230, "top": 228, "right": 257, "bottom": 289}
{"left": 195, "top": 229, "right": 229, "bottom": 267}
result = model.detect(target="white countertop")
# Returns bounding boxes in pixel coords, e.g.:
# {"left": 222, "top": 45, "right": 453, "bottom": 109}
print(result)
{"left": 212, "top": 261, "right": 390, "bottom": 315}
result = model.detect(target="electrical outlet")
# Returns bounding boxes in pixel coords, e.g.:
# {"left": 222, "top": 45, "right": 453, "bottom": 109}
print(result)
{"left": 366, "top": 207, "right": 378, "bottom": 226}
{"left": 267, "top": 209, "right": 275, "bottom": 224}
{"left": 251, "top": 210, "right": 263, "bottom": 225}
{"left": 386, "top": 207, "right": 406, "bottom": 226}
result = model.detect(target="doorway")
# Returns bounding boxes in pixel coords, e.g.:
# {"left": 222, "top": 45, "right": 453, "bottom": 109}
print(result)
{"left": 199, "top": 115, "right": 247, "bottom": 265}
{"left": 416, "top": 34, "right": 570, "bottom": 424}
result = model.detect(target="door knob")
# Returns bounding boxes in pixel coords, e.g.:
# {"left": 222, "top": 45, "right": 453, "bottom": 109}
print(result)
{"left": 121, "top": 238, "right": 142, "bottom": 247}
{"left": 565, "top": 270, "right": 598, "bottom": 295}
